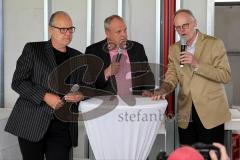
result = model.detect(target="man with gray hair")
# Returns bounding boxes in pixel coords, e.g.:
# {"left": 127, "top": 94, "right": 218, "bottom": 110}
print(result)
{"left": 85, "top": 15, "right": 154, "bottom": 97}
{"left": 152, "top": 9, "right": 231, "bottom": 145}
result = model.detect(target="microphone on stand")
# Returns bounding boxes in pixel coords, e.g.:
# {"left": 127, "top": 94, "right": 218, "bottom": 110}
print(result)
{"left": 115, "top": 47, "right": 122, "bottom": 62}
{"left": 180, "top": 37, "right": 187, "bottom": 68}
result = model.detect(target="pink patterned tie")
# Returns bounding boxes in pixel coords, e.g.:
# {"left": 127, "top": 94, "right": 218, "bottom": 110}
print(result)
{"left": 110, "top": 49, "right": 132, "bottom": 96}
{"left": 115, "top": 53, "right": 132, "bottom": 96}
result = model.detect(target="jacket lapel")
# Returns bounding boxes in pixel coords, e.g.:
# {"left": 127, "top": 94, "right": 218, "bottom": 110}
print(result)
{"left": 44, "top": 40, "right": 59, "bottom": 92}
{"left": 45, "top": 40, "right": 57, "bottom": 69}
{"left": 194, "top": 32, "right": 205, "bottom": 62}
{"left": 101, "top": 39, "right": 111, "bottom": 67}
{"left": 102, "top": 39, "right": 117, "bottom": 93}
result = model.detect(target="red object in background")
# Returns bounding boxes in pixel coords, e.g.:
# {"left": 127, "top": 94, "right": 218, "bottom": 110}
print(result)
{"left": 163, "top": 0, "right": 176, "bottom": 115}
{"left": 232, "top": 133, "right": 240, "bottom": 160}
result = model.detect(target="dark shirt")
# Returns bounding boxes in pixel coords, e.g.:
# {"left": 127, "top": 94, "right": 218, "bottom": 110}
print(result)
{"left": 52, "top": 47, "right": 70, "bottom": 126}
{"left": 53, "top": 47, "right": 70, "bottom": 65}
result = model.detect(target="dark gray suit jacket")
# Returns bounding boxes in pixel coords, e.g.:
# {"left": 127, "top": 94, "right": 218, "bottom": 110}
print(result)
{"left": 5, "top": 40, "right": 84, "bottom": 147}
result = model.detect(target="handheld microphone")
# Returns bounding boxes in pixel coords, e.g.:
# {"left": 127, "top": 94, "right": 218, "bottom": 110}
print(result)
{"left": 115, "top": 48, "right": 122, "bottom": 62}
{"left": 58, "top": 84, "right": 80, "bottom": 106}
{"left": 180, "top": 37, "right": 187, "bottom": 67}
{"left": 69, "top": 84, "right": 80, "bottom": 93}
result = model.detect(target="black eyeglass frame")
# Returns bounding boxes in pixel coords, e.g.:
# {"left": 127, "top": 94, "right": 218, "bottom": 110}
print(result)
{"left": 51, "top": 26, "right": 76, "bottom": 34}
{"left": 174, "top": 23, "right": 190, "bottom": 32}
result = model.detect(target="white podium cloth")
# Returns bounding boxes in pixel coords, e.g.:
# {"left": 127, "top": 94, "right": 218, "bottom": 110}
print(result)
{"left": 79, "top": 95, "right": 168, "bottom": 160}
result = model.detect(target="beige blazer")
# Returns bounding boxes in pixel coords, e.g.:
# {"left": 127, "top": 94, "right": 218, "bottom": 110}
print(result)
{"left": 164, "top": 31, "right": 231, "bottom": 129}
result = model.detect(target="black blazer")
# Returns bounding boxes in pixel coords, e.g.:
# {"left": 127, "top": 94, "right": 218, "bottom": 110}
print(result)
{"left": 5, "top": 40, "right": 84, "bottom": 147}
{"left": 85, "top": 39, "right": 155, "bottom": 95}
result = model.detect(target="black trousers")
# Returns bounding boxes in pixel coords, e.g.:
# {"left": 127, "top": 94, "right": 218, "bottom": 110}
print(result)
{"left": 178, "top": 104, "right": 224, "bottom": 145}
{"left": 18, "top": 119, "right": 72, "bottom": 160}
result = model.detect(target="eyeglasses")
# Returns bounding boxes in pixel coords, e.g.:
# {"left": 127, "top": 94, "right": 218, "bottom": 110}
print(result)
{"left": 51, "top": 26, "right": 76, "bottom": 34}
{"left": 174, "top": 23, "right": 190, "bottom": 32}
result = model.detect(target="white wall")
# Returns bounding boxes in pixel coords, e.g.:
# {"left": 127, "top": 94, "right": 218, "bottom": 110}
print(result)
{"left": 51, "top": 0, "right": 88, "bottom": 53}
{"left": 3, "top": 0, "right": 159, "bottom": 108}
{"left": 91, "top": 0, "right": 157, "bottom": 64}
{"left": 93, "top": 0, "right": 118, "bottom": 43}
{"left": 125, "top": 0, "right": 157, "bottom": 64}
{"left": 4, "top": 0, "right": 44, "bottom": 108}
{"left": 182, "top": 0, "right": 208, "bottom": 33}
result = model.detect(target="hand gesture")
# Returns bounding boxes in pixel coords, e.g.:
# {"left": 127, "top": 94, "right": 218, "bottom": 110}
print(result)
{"left": 64, "top": 92, "right": 84, "bottom": 103}
{"left": 104, "top": 62, "right": 120, "bottom": 78}
{"left": 43, "top": 93, "right": 62, "bottom": 110}
{"left": 151, "top": 89, "right": 166, "bottom": 100}
{"left": 180, "top": 52, "right": 198, "bottom": 67}
{"left": 142, "top": 90, "right": 153, "bottom": 97}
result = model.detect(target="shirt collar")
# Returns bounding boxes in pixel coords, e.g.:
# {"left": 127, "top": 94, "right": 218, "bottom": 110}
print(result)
{"left": 188, "top": 31, "right": 198, "bottom": 48}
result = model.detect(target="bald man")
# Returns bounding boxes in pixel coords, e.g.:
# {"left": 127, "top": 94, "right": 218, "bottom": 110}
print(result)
{"left": 5, "top": 11, "right": 85, "bottom": 160}
{"left": 85, "top": 15, "right": 154, "bottom": 97}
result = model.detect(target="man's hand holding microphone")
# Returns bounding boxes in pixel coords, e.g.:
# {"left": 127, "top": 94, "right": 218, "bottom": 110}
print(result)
{"left": 180, "top": 53, "right": 198, "bottom": 68}
{"left": 43, "top": 84, "right": 84, "bottom": 110}
{"left": 104, "top": 47, "right": 122, "bottom": 79}
{"left": 104, "top": 62, "right": 120, "bottom": 79}
{"left": 179, "top": 37, "right": 198, "bottom": 69}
